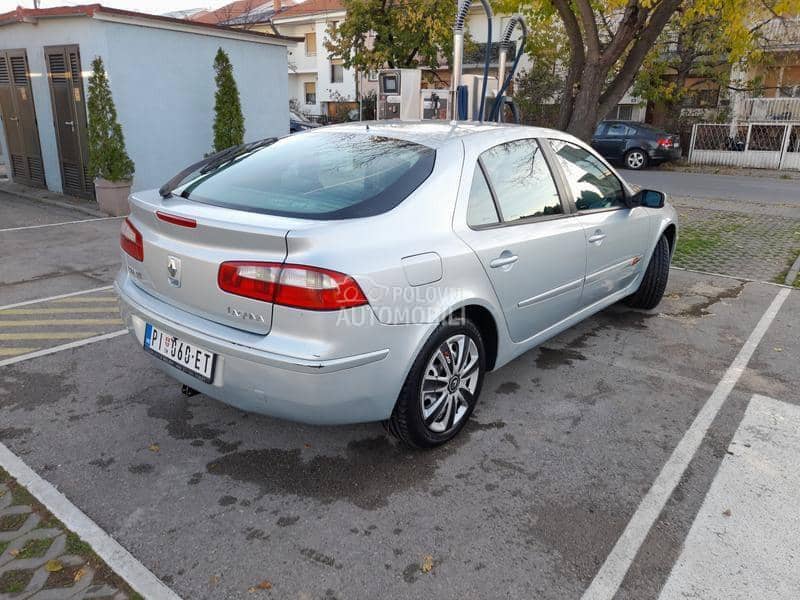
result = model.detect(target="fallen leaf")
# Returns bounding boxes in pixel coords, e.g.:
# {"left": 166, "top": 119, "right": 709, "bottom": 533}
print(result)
{"left": 421, "top": 555, "right": 434, "bottom": 573}
{"left": 722, "top": 508, "right": 732, "bottom": 517}
{"left": 248, "top": 587, "right": 257, "bottom": 593}
{"left": 209, "top": 574, "right": 221, "bottom": 586}
{"left": 148, "top": 443, "right": 160, "bottom": 453}
{"left": 256, "top": 580, "right": 272, "bottom": 590}
{"left": 9, "top": 548, "right": 19, "bottom": 557}
{"left": 0, "top": 489, "right": 7, "bottom": 497}
{"left": 774, "top": 347, "right": 783, "bottom": 352}
{"left": 45, "top": 559, "right": 64, "bottom": 572}
{"left": 303, "top": 443, "right": 311, "bottom": 448}
{"left": 74, "top": 567, "right": 87, "bottom": 582}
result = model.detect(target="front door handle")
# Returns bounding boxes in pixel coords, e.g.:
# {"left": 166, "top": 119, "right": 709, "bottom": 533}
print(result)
{"left": 588, "top": 230, "right": 607, "bottom": 244}
{"left": 490, "top": 253, "right": 519, "bottom": 268}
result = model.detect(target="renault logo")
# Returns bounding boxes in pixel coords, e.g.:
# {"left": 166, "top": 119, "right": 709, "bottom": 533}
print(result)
{"left": 167, "top": 256, "right": 181, "bottom": 287}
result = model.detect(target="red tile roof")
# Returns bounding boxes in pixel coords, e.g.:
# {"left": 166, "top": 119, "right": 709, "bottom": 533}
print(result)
{"left": 0, "top": 3, "right": 298, "bottom": 41}
{"left": 191, "top": 0, "right": 265, "bottom": 25}
{"left": 275, "top": 0, "right": 344, "bottom": 19}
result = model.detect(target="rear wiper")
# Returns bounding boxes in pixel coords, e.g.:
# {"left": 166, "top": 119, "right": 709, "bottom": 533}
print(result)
{"left": 159, "top": 137, "right": 277, "bottom": 198}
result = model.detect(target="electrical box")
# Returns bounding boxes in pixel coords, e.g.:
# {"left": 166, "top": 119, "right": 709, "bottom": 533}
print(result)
{"left": 460, "top": 74, "right": 499, "bottom": 121}
{"left": 378, "top": 69, "right": 422, "bottom": 120}
{"left": 420, "top": 89, "right": 449, "bottom": 120}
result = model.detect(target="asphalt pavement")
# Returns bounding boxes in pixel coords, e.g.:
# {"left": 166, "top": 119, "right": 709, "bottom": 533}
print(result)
{"left": 2, "top": 189, "right": 799, "bottom": 599}
{"left": 621, "top": 169, "right": 800, "bottom": 205}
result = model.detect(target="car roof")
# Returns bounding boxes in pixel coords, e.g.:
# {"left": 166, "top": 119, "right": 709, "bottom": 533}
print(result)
{"left": 310, "top": 120, "right": 585, "bottom": 150}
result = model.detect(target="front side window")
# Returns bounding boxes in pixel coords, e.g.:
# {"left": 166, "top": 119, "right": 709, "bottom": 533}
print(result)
{"left": 466, "top": 165, "right": 499, "bottom": 227}
{"left": 479, "top": 139, "right": 562, "bottom": 222}
{"left": 177, "top": 132, "right": 436, "bottom": 220}
{"left": 548, "top": 139, "right": 626, "bottom": 211}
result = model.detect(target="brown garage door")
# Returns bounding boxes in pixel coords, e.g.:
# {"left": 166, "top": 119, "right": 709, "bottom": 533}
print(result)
{"left": 45, "top": 45, "right": 93, "bottom": 199}
{"left": 0, "top": 49, "right": 46, "bottom": 188}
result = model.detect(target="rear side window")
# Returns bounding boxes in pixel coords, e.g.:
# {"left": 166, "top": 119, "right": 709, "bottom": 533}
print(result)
{"left": 178, "top": 131, "right": 436, "bottom": 219}
{"left": 466, "top": 166, "right": 499, "bottom": 227}
{"left": 606, "top": 123, "right": 634, "bottom": 137}
{"left": 548, "top": 139, "right": 626, "bottom": 210}
{"left": 479, "top": 139, "right": 562, "bottom": 222}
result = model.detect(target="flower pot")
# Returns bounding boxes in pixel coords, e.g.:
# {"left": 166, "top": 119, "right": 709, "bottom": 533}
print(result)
{"left": 94, "top": 178, "right": 132, "bottom": 216}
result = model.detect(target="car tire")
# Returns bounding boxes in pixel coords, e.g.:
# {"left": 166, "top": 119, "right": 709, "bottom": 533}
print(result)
{"left": 386, "top": 317, "right": 486, "bottom": 449}
{"left": 626, "top": 235, "right": 670, "bottom": 310}
{"left": 624, "top": 149, "right": 648, "bottom": 170}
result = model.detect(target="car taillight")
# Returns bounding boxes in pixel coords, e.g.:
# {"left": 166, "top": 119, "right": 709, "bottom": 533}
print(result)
{"left": 658, "top": 137, "right": 673, "bottom": 148}
{"left": 218, "top": 262, "right": 368, "bottom": 311}
{"left": 120, "top": 218, "right": 143, "bottom": 261}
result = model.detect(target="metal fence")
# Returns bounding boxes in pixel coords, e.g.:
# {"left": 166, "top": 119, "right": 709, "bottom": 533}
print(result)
{"left": 688, "top": 122, "right": 800, "bottom": 170}
{"left": 737, "top": 97, "right": 800, "bottom": 122}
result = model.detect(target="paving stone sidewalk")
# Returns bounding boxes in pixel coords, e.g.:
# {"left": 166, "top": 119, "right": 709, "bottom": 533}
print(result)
{"left": 672, "top": 205, "right": 800, "bottom": 283}
{"left": 0, "top": 476, "right": 135, "bottom": 599}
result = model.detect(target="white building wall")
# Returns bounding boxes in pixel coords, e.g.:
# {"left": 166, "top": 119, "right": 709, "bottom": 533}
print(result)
{"left": 276, "top": 13, "right": 356, "bottom": 115}
{"left": 0, "top": 16, "right": 289, "bottom": 194}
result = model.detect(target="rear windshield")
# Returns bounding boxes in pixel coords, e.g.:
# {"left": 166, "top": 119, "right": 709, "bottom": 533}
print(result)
{"left": 177, "top": 131, "right": 436, "bottom": 219}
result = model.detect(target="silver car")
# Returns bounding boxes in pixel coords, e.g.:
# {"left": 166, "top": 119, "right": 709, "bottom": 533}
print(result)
{"left": 116, "top": 122, "right": 677, "bottom": 448}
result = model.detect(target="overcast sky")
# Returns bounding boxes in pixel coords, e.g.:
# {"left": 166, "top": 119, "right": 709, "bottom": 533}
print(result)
{"left": 0, "top": 0, "right": 229, "bottom": 15}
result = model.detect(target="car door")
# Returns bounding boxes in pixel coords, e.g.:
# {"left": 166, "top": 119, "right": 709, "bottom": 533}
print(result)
{"left": 455, "top": 138, "right": 587, "bottom": 343}
{"left": 592, "top": 122, "right": 630, "bottom": 161}
{"left": 547, "top": 138, "right": 652, "bottom": 308}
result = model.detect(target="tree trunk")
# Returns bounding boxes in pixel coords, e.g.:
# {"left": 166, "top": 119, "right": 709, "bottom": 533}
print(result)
{"left": 564, "top": 63, "right": 607, "bottom": 140}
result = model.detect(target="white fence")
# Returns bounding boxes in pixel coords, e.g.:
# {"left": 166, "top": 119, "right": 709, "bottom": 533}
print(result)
{"left": 688, "top": 122, "right": 800, "bottom": 171}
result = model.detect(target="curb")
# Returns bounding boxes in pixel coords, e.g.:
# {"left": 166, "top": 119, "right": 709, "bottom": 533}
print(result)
{"left": 0, "top": 184, "right": 106, "bottom": 218}
{"left": 785, "top": 253, "right": 800, "bottom": 287}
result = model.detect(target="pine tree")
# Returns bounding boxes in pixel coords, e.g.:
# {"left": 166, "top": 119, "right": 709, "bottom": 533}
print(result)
{"left": 212, "top": 48, "right": 245, "bottom": 152}
{"left": 87, "top": 57, "right": 135, "bottom": 182}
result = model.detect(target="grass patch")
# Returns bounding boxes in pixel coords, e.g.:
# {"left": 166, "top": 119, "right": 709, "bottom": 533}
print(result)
{"left": 16, "top": 536, "right": 54, "bottom": 559}
{"left": 0, "top": 569, "right": 32, "bottom": 594}
{"left": 66, "top": 531, "right": 95, "bottom": 558}
{"left": 0, "top": 540, "right": 9, "bottom": 556}
{"left": 0, "top": 512, "right": 27, "bottom": 531}
{"left": 673, "top": 219, "right": 746, "bottom": 263}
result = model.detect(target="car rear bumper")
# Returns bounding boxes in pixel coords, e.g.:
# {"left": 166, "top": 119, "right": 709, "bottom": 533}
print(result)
{"left": 649, "top": 147, "right": 682, "bottom": 162}
{"left": 115, "top": 270, "right": 427, "bottom": 425}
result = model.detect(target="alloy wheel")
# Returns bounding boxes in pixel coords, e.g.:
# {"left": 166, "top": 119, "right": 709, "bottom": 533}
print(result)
{"left": 626, "top": 150, "right": 645, "bottom": 169}
{"left": 419, "top": 334, "right": 481, "bottom": 434}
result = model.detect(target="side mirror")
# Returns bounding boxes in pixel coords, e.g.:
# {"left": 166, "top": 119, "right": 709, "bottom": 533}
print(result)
{"left": 629, "top": 189, "right": 665, "bottom": 209}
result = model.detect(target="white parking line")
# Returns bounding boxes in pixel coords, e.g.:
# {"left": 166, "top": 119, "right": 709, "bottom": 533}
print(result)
{"left": 0, "top": 286, "right": 114, "bottom": 311}
{"left": 0, "top": 442, "right": 182, "bottom": 600}
{"left": 0, "top": 215, "right": 124, "bottom": 233}
{"left": 659, "top": 394, "right": 800, "bottom": 599}
{"left": 0, "top": 329, "right": 128, "bottom": 368}
{"left": 581, "top": 287, "right": 791, "bottom": 600}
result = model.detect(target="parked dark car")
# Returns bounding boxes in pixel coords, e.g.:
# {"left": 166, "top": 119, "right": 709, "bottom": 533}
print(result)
{"left": 289, "top": 110, "right": 321, "bottom": 133}
{"left": 591, "top": 120, "right": 681, "bottom": 170}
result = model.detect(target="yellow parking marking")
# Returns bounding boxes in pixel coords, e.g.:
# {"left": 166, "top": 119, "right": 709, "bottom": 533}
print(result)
{"left": 0, "top": 319, "right": 123, "bottom": 327}
{"left": 52, "top": 296, "right": 118, "bottom": 304}
{"left": 0, "top": 307, "right": 120, "bottom": 315}
{"left": 0, "top": 332, "right": 99, "bottom": 340}
{"left": 0, "top": 347, "right": 39, "bottom": 357}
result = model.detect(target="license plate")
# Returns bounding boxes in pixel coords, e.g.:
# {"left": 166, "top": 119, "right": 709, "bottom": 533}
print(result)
{"left": 144, "top": 323, "right": 216, "bottom": 383}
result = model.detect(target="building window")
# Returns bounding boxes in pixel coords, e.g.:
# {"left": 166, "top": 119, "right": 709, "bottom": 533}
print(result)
{"left": 330, "top": 59, "right": 344, "bottom": 84}
{"left": 304, "top": 81, "right": 316, "bottom": 105}
{"left": 305, "top": 32, "right": 317, "bottom": 56}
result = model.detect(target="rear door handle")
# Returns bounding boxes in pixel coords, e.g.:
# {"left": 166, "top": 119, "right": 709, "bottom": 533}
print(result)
{"left": 490, "top": 254, "right": 519, "bottom": 268}
{"left": 588, "top": 231, "right": 607, "bottom": 244}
